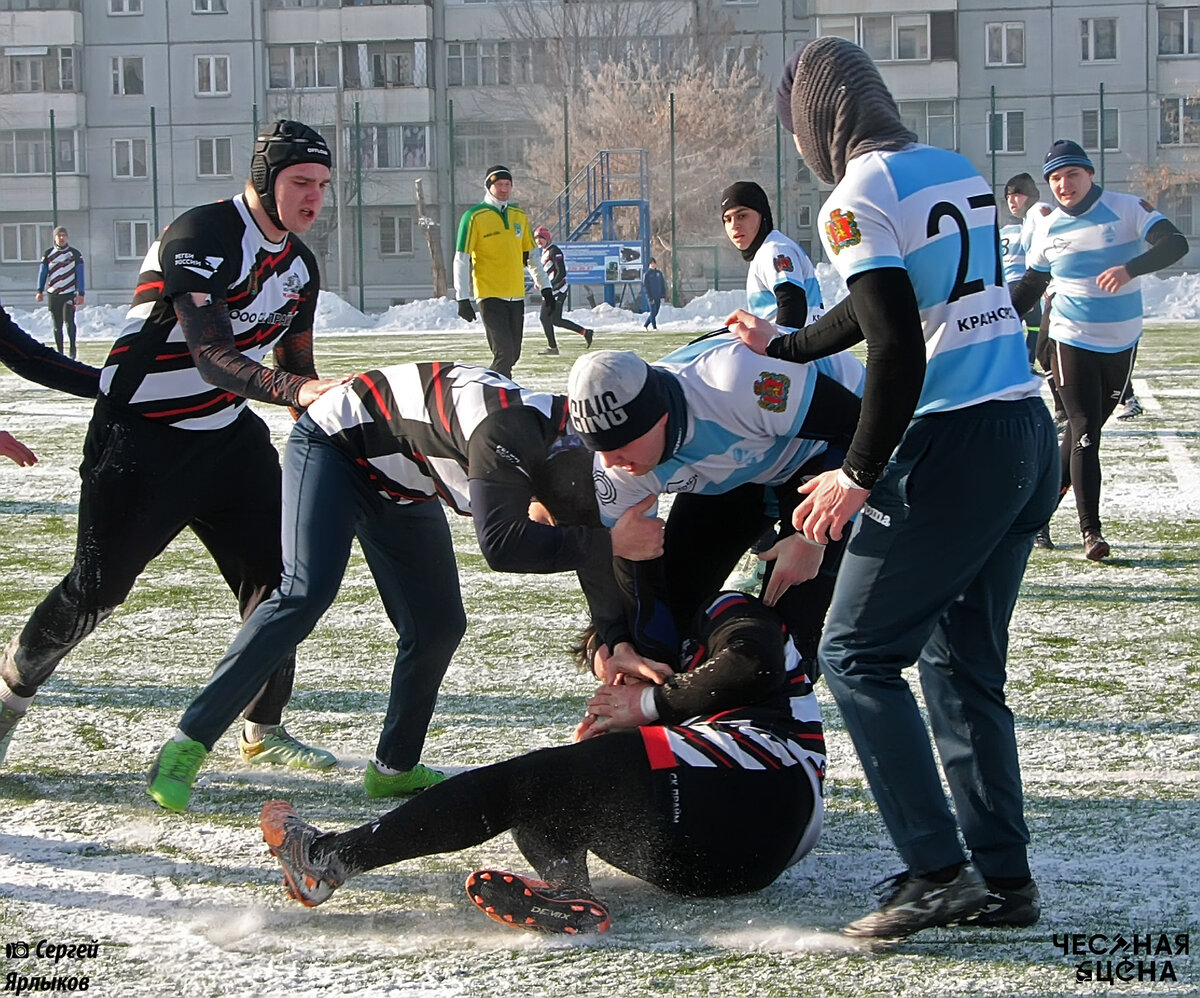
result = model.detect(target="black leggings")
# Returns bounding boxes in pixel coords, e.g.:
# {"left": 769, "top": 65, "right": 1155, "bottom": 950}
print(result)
{"left": 1051, "top": 340, "right": 1136, "bottom": 537}
{"left": 47, "top": 293, "right": 76, "bottom": 357}
{"left": 539, "top": 294, "right": 585, "bottom": 348}
{"left": 2, "top": 396, "right": 294, "bottom": 726}
{"left": 319, "top": 729, "right": 815, "bottom": 897}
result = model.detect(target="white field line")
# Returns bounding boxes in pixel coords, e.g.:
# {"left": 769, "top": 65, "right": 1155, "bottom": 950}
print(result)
{"left": 1134, "top": 381, "right": 1200, "bottom": 504}
{"left": 1131, "top": 377, "right": 1161, "bottom": 412}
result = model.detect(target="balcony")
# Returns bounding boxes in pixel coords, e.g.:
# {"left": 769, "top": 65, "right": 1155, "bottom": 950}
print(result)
{"left": 0, "top": 173, "right": 87, "bottom": 213}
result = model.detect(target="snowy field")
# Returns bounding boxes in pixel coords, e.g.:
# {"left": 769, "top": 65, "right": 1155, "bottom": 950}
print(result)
{"left": 0, "top": 286, "right": 1197, "bottom": 997}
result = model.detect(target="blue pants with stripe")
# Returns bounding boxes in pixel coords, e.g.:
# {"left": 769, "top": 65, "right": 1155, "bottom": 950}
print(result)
{"left": 819, "top": 397, "right": 1058, "bottom": 880}
{"left": 181, "top": 415, "right": 465, "bottom": 770}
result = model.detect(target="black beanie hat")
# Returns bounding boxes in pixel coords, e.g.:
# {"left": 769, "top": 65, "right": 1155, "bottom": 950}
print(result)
{"left": 1042, "top": 139, "right": 1094, "bottom": 178}
{"left": 1004, "top": 173, "right": 1039, "bottom": 200}
{"left": 720, "top": 181, "right": 775, "bottom": 261}
{"left": 484, "top": 165, "right": 513, "bottom": 189}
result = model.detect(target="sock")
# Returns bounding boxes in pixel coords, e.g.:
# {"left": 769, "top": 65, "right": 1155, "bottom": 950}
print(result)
{"left": 372, "top": 759, "right": 403, "bottom": 776}
{"left": 243, "top": 722, "right": 279, "bottom": 744}
{"left": 171, "top": 727, "right": 195, "bottom": 743}
{"left": 923, "top": 862, "right": 966, "bottom": 884}
{"left": 986, "top": 875, "right": 1032, "bottom": 890}
{"left": 0, "top": 678, "right": 33, "bottom": 715}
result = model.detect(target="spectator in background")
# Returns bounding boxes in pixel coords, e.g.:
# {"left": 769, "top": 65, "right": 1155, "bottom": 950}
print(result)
{"left": 36, "top": 226, "right": 85, "bottom": 359}
{"left": 642, "top": 257, "right": 667, "bottom": 330}
{"left": 453, "top": 166, "right": 550, "bottom": 378}
{"left": 533, "top": 226, "right": 594, "bottom": 356}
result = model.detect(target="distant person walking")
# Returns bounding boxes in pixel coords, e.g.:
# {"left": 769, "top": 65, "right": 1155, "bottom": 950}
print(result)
{"left": 533, "top": 226, "right": 593, "bottom": 355}
{"left": 453, "top": 166, "right": 549, "bottom": 378}
{"left": 36, "top": 226, "right": 85, "bottom": 359}
{"left": 642, "top": 258, "right": 667, "bottom": 329}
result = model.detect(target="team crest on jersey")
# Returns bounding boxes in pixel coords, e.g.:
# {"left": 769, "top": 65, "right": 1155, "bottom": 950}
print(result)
{"left": 281, "top": 273, "right": 304, "bottom": 300}
{"left": 773, "top": 253, "right": 794, "bottom": 273}
{"left": 825, "top": 209, "right": 861, "bottom": 255}
{"left": 754, "top": 372, "right": 791, "bottom": 412}
{"left": 514, "top": 223, "right": 523, "bottom": 239}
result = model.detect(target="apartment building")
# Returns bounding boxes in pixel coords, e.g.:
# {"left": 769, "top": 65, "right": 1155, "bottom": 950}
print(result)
{"left": 1, "top": 1, "right": 1197, "bottom": 310}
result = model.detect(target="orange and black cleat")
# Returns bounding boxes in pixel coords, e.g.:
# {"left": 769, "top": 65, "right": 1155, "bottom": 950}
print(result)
{"left": 465, "top": 869, "right": 611, "bottom": 934}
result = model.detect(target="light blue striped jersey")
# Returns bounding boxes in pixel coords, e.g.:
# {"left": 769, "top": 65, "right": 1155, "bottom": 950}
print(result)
{"left": 1025, "top": 189, "right": 1164, "bottom": 353}
{"left": 1000, "top": 222, "right": 1026, "bottom": 285}
{"left": 747, "top": 229, "right": 824, "bottom": 332}
{"left": 593, "top": 335, "right": 865, "bottom": 528}
{"left": 819, "top": 144, "right": 1041, "bottom": 415}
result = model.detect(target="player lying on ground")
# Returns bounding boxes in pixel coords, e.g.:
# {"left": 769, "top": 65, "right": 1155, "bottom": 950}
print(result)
{"left": 261, "top": 589, "right": 826, "bottom": 934}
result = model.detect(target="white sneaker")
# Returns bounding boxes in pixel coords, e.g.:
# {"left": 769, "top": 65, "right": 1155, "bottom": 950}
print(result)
{"left": 1115, "top": 396, "right": 1143, "bottom": 421}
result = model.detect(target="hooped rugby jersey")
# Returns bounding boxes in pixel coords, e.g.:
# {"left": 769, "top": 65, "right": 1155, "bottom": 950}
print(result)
{"left": 1025, "top": 189, "right": 1165, "bottom": 353}
{"left": 100, "top": 194, "right": 320, "bottom": 430}
{"left": 640, "top": 590, "right": 826, "bottom": 791}
{"left": 306, "top": 361, "right": 569, "bottom": 514}
{"left": 1000, "top": 222, "right": 1026, "bottom": 286}
{"left": 592, "top": 336, "right": 865, "bottom": 528}
{"left": 747, "top": 229, "right": 824, "bottom": 331}
{"left": 818, "top": 144, "right": 1041, "bottom": 415}
{"left": 39, "top": 244, "right": 84, "bottom": 296}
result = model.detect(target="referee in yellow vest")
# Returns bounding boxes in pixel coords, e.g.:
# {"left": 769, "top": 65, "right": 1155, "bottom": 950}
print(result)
{"left": 454, "top": 165, "right": 549, "bottom": 378}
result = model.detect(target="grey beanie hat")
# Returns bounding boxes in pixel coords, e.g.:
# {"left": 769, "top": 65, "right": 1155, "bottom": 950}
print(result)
{"left": 1004, "top": 173, "right": 1040, "bottom": 200}
{"left": 568, "top": 350, "right": 671, "bottom": 452}
{"left": 785, "top": 37, "right": 917, "bottom": 186}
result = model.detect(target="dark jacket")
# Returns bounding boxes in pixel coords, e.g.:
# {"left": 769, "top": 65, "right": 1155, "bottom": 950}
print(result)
{"left": 644, "top": 268, "right": 667, "bottom": 302}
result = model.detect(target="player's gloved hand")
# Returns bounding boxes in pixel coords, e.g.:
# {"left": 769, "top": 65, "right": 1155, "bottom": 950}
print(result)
{"left": 457, "top": 299, "right": 476, "bottom": 322}
{"left": 541, "top": 288, "right": 555, "bottom": 304}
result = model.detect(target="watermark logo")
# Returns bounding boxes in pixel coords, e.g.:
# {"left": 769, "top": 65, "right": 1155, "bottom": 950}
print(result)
{"left": 3, "top": 937, "right": 100, "bottom": 993}
{"left": 1052, "top": 931, "right": 1189, "bottom": 985}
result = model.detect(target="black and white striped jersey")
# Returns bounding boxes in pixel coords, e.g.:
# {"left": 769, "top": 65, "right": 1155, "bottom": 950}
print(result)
{"left": 541, "top": 242, "right": 568, "bottom": 296}
{"left": 39, "top": 245, "right": 83, "bottom": 296}
{"left": 641, "top": 591, "right": 826, "bottom": 787}
{"left": 99, "top": 194, "right": 320, "bottom": 430}
{"left": 306, "top": 361, "right": 570, "bottom": 514}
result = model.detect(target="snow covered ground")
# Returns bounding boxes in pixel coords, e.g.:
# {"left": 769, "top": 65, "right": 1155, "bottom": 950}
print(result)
{"left": 0, "top": 290, "right": 1197, "bottom": 997}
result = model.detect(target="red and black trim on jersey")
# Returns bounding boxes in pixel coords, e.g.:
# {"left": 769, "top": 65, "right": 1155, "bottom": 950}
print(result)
{"left": 100, "top": 195, "right": 319, "bottom": 430}
{"left": 639, "top": 591, "right": 826, "bottom": 783}
{"left": 306, "top": 361, "right": 570, "bottom": 515}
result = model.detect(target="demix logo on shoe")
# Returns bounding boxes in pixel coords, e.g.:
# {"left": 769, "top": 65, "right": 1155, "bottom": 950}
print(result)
{"left": 530, "top": 906, "right": 569, "bottom": 920}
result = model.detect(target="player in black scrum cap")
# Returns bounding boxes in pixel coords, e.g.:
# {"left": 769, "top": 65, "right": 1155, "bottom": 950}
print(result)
{"left": 0, "top": 120, "right": 347, "bottom": 771}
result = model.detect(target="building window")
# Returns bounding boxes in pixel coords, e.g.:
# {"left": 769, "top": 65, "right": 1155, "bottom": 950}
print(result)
{"left": 268, "top": 44, "right": 340, "bottom": 90}
{"left": 988, "top": 110, "right": 1024, "bottom": 153}
{"left": 898, "top": 100, "right": 956, "bottom": 150}
{"left": 452, "top": 121, "right": 533, "bottom": 171}
{"left": 111, "top": 56, "right": 144, "bottom": 96}
{"left": 0, "top": 129, "right": 78, "bottom": 175}
{"left": 195, "top": 55, "right": 230, "bottom": 96}
{"left": 115, "top": 220, "right": 152, "bottom": 261}
{"left": 1081, "top": 18, "right": 1117, "bottom": 61}
{"left": 109, "top": 0, "right": 142, "bottom": 13}
{"left": 113, "top": 138, "right": 148, "bottom": 178}
{"left": 447, "top": 40, "right": 548, "bottom": 87}
{"left": 796, "top": 205, "right": 812, "bottom": 228}
{"left": 1160, "top": 96, "right": 1200, "bottom": 144}
{"left": 986, "top": 21, "right": 1025, "bottom": 66}
{"left": 343, "top": 41, "right": 429, "bottom": 89}
{"left": 197, "top": 137, "right": 233, "bottom": 178}
{"left": 380, "top": 211, "right": 414, "bottom": 255}
{"left": 1159, "top": 7, "right": 1200, "bottom": 55}
{"left": 723, "top": 45, "right": 761, "bottom": 74}
{"left": 1159, "top": 185, "right": 1197, "bottom": 234}
{"left": 820, "top": 14, "right": 929, "bottom": 62}
{"left": 193, "top": 0, "right": 227, "bottom": 11}
{"left": 1, "top": 223, "right": 52, "bottom": 264}
{"left": 1081, "top": 108, "right": 1119, "bottom": 150}
{"left": 353, "top": 125, "right": 429, "bottom": 169}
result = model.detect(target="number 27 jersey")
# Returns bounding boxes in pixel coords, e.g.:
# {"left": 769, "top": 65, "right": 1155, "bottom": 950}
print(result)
{"left": 818, "top": 144, "right": 1040, "bottom": 415}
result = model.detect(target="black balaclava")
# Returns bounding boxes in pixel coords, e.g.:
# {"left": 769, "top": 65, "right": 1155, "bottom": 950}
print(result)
{"left": 784, "top": 37, "right": 917, "bottom": 186}
{"left": 720, "top": 181, "right": 775, "bottom": 262}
